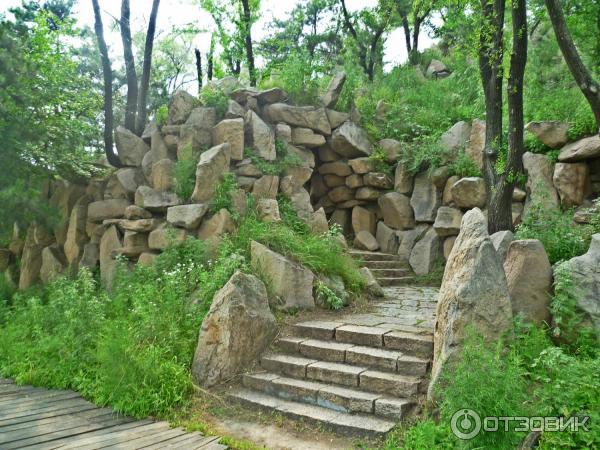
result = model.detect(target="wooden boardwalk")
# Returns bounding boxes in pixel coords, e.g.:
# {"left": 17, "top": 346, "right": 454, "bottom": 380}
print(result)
{"left": 0, "top": 379, "right": 226, "bottom": 449}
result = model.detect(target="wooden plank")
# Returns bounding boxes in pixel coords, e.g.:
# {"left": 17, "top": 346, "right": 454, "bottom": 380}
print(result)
{"left": 101, "top": 427, "right": 187, "bottom": 449}
{"left": 0, "top": 388, "right": 62, "bottom": 403}
{"left": 0, "top": 397, "right": 91, "bottom": 420}
{"left": 0, "top": 403, "right": 100, "bottom": 428}
{"left": 0, "top": 390, "right": 80, "bottom": 408}
{"left": 56, "top": 422, "right": 170, "bottom": 450}
{"left": 0, "top": 406, "right": 116, "bottom": 433}
{"left": 146, "top": 433, "right": 219, "bottom": 450}
{"left": 23, "top": 420, "right": 156, "bottom": 450}
{"left": 195, "top": 441, "right": 228, "bottom": 450}
{"left": 1, "top": 414, "right": 131, "bottom": 449}
{"left": 0, "top": 409, "right": 123, "bottom": 442}
{"left": 0, "top": 379, "right": 14, "bottom": 385}
{"left": 0, "top": 386, "right": 41, "bottom": 396}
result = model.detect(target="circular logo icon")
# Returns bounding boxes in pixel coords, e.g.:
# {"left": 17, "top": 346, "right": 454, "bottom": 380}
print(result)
{"left": 451, "top": 409, "right": 481, "bottom": 440}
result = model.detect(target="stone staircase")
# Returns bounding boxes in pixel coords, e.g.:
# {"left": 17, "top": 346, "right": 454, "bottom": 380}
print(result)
{"left": 350, "top": 249, "right": 415, "bottom": 287}
{"left": 228, "top": 284, "right": 438, "bottom": 438}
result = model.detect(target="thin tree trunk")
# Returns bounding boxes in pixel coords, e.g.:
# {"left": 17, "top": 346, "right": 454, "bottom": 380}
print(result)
{"left": 402, "top": 16, "right": 411, "bottom": 55}
{"left": 410, "top": 18, "right": 420, "bottom": 64}
{"left": 91, "top": 0, "right": 122, "bottom": 167}
{"left": 195, "top": 48, "right": 203, "bottom": 91}
{"left": 134, "top": 0, "right": 160, "bottom": 136}
{"left": 489, "top": 0, "right": 528, "bottom": 233}
{"left": 120, "top": 0, "right": 138, "bottom": 132}
{"left": 545, "top": 0, "right": 600, "bottom": 134}
{"left": 479, "top": 0, "right": 505, "bottom": 232}
{"left": 207, "top": 34, "right": 215, "bottom": 81}
{"left": 240, "top": 0, "right": 256, "bottom": 86}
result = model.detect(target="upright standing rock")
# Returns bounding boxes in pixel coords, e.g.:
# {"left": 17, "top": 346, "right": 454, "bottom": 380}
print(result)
{"left": 490, "top": 230, "right": 514, "bottom": 262}
{"left": 114, "top": 126, "right": 150, "bottom": 167}
{"left": 429, "top": 208, "right": 512, "bottom": 399}
{"left": 213, "top": 118, "right": 244, "bottom": 160}
{"left": 99, "top": 225, "right": 122, "bottom": 292}
{"left": 191, "top": 143, "right": 231, "bottom": 203}
{"left": 378, "top": 192, "right": 415, "bottom": 230}
{"left": 64, "top": 195, "right": 91, "bottom": 266}
{"left": 40, "top": 245, "right": 67, "bottom": 284}
{"left": 245, "top": 110, "right": 276, "bottom": 161}
{"left": 19, "top": 225, "right": 44, "bottom": 290}
{"left": 331, "top": 121, "right": 373, "bottom": 158}
{"left": 409, "top": 227, "right": 442, "bottom": 276}
{"left": 552, "top": 162, "right": 589, "bottom": 208}
{"left": 410, "top": 172, "right": 441, "bottom": 222}
{"left": 192, "top": 271, "right": 277, "bottom": 387}
{"left": 522, "top": 152, "right": 559, "bottom": 214}
{"left": 320, "top": 71, "right": 346, "bottom": 108}
{"left": 504, "top": 239, "right": 552, "bottom": 325}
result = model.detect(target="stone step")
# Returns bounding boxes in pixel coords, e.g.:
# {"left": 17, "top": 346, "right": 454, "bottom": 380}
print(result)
{"left": 370, "top": 268, "right": 411, "bottom": 278}
{"left": 349, "top": 250, "right": 399, "bottom": 262}
{"left": 377, "top": 277, "right": 415, "bottom": 286}
{"left": 229, "top": 388, "right": 396, "bottom": 438}
{"left": 383, "top": 330, "right": 434, "bottom": 359}
{"left": 276, "top": 337, "right": 429, "bottom": 376}
{"left": 260, "top": 354, "right": 423, "bottom": 397}
{"left": 362, "top": 260, "right": 409, "bottom": 269}
{"left": 243, "top": 372, "right": 416, "bottom": 420}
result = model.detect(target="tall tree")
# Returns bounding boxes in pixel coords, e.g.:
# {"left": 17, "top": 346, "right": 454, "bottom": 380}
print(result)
{"left": 240, "top": 0, "right": 257, "bottom": 86}
{"left": 91, "top": 0, "right": 121, "bottom": 167}
{"left": 195, "top": 48, "right": 203, "bottom": 90}
{"left": 135, "top": 0, "right": 161, "bottom": 136}
{"left": 545, "top": 0, "right": 600, "bottom": 134}
{"left": 396, "top": 0, "right": 433, "bottom": 63}
{"left": 478, "top": 0, "right": 528, "bottom": 233}
{"left": 120, "top": 0, "right": 138, "bottom": 132}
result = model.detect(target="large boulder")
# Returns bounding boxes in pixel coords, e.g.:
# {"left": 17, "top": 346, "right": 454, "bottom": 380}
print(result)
{"left": 429, "top": 208, "right": 513, "bottom": 399}
{"left": 167, "top": 204, "right": 208, "bottom": 229}
{"left": 522, "top": 152, "right": 559, "bottom": 213}
{"left": 250, "top": 241, "right": 315, "bottom": 310}
{"left": 360, "top": 267, "right": 384, "bottom": 297}
{"left": 198, "top": 209, "right": 235, "bottom": 242}
{"left": 352, "top": 206, "right": 376, "bottom": 235}
{"left": 394, "top": 163, "right": 414, "bottom": 194}
{"left": 376, "top": 221, "right": 399, "bottom": 254}
{"left": 178, "top": 107, "right": 216, "bottom": 153}
{"left": 245, "top": 111, "right": 275, "bottom": 161}
{"left": 18, "top": 225, "right": 44, "bottom": 290}
{"left": 291, "top": 127, "right": 326, "bottom": 147}
{"left": 105, "top": 168, "right": 144, "bottom": 199}
{"left": 560, "top": 234, "right": 600, "bottom": 333}
{"left": 451, "top": 177, "right": 487, "bottom": 209}
{"left": 526, "top": 121, "right": 569, "bottom": 149}
{"left": 168, "top": 90, "right": 197, "bottom": 124}
{"left": 142, "top": 130, "right": 171, "bottom": 179}
{"left": 114, "top": 126, "right": 150, "bottom": 167}
{"left": 552, "top": 162, "right": 589, "bottom": 208}
{"left": 490, "top": 230, "right": 514, "bottom": 262}
{"left": 321, "top": 71, "right": 346, "bottom": 108}
{"left": 409, "top": 227, "right": 442, "bottom": 276}
{"left": 331, "top": 121, "right": 373, "bottom": 157}
{"left": 397, "top": 224, "right": 428, "bottom": 262}
{"left": 378, "top": 192, "right": 415, "bottom": 230}
{"left": 257, "top": 198, "right": 281, "bottom": 222}
{"left": 135, "top": 186, "right": 181, "bottom": 212}
{"left": 263, "top": 103, "right": 331, "bottom": 135}
{"left": 326, "top": 109, "right": 350, "bottom": 129}
{"left": 348, "top": 157, "right": 375, "bottom": 174}
{"left": 354, "top": 230, "right": 379, "bottom": 251}
{"left": 504, "top": 239, "right": 552, "bottom": 325}
{"left": 151, "top": 159, "right": 175, "bottom": 192}
{"left": 319, "top": 161, "right": 352, "bottom": 177}
{"left": 88, "top": 199, "right": 131, "bottom": 222}
{"left": 148, "top": 225, "right": 187, "bottom": 250}
{"left": 64, "top": 195, "right": 91, "bottom": 266}
{"left": 99, "top": 225, "right": 122, "bottom": 292}
{"left": 253, "top": 175, "right": 279, "bottom": 199}
{"left": 40, "top": 245, "right": 67, "bottom": 284}
{"left": 410, "top": 172, "right": 441, "bottom": 222}
{"left": 440, "top": 121, "right": 471, "bottom": 156}
{"left": 433, "top": 206, "right": 463, "bottom": 237}
{"left": 379, "top": 139, "right": 401, "bottom": 162}
{"left": 191, "top": 143, "right": 231, "bottom": 203}
{"left": 466, "top": 119, "right": 485, "bottom": 170}
{"left": 364, "top": 172, "right": 393, "bottom": 189}
{"left": 558, "top": 135, "right": 600, "bottom": 162}
{"left": 192, "top": 271, "right": 277, "bottom": 387}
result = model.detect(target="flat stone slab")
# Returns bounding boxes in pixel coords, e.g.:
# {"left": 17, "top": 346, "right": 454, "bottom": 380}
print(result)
{"left": 306, "top": 361, "right": 366, "bottom": 387}
{"left": 374, "top": 397, "right": 415, "bottom": 420}
{"left": 299, "top": 340, "right": 354, "bottom": 363}
{"left": 383, "top": 331, "right": 434, "bottom": 358}
{"left": 261, "top": 354, "right": 317, "bottom": 378}
{"left": 294, "top": 321, "right": 344, "bottom": 340}
{"left": 317, "top": 384, "right": 380, "bottom": 414}
{"left": 276, "top": 336, "right": 305, "bottom": 353}
{"left": 335, "top": 325, "right": 392, "bottom": 347}
{"left": 345, "top": 346, "right": 402, "bottom": 372}
{"left": 359, "top": 370, "right": 420, "bottom": 398}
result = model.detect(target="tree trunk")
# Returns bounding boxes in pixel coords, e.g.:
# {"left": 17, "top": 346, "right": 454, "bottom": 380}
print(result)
{"left": 402, "top": 16, "right": 411, "bottom": 55}
{"left": 489, "top": 0, "right": 528, "bottom": 233}
{"left": 240, "top": 0, "right": 256, "bottom": 86}
{"left": 120, "top": 0, "right": 138, "bottom": 132}
{"left": 545, "top": 0, "right": 600, "bottom": 134}
{"left": 208, "top": 34, "right": 215, "bottom": 81}
{"left": 479, "top": 0, "right": 506, "bottom": 232}
{"left": 134, "top": 0, "right": 160, "bottom": 136}
{"left": 195, "top": 48, "right": 203, "bottom": 91}
{"left": 409, "top": 18, "right": 420, "bottom": 64}
{"left": 91, "top": 0, "right": 122, "bottom": 168}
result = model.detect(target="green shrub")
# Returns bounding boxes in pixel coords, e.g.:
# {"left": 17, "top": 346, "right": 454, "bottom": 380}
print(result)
{"left": 155, "top": 104, "right": 168, "bottom": 126}
{"left": 173, "top": 146, "right": 199, "bottom": 200}
{"left": 368, "top": 147, "right": 393, "bottom": 175}
{"left": 243, "top": 143, "right": 303, "bottom": 176}
{"left": 199, "top": 84, "right": 228, "bottom": 119}
{"left": 315, "top": 281, "right": 344, "bottom": 311}
{"left": 210, "top": 172, "right": 238, "bottom": 215}
{"left": 515, "top": 202, "right": 591, "bottom": 264}
{"left": 448, "top": 150, "right": 482, "bottom": 178}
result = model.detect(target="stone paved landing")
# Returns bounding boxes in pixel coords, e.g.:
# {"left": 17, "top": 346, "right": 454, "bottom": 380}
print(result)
{"left": 229, "top": 284, "right": 439, "bottom": 438}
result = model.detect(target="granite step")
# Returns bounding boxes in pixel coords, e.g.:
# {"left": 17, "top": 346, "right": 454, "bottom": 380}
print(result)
{"left": 243, "top": 372, "right": 416, "bottom": 420}
{"left": 276, "top": 337, "right": 429, "bottom": 376}
{"left": 260, "top": 354, "right": 423, "bottom": 398}
{"left": 369, "top": 268, "right": 411, "bottom": 278}
{"left": 348, "top": 250, "right": 399, "bottom": 262}
{"left": 376, "top": 277, "right": 415, "bottom": 287}
{"left": 229, "top": 388, "right": 396, "bottom": 438}
{"left": 361, "top": 260, "right": 410, "bottom": 269}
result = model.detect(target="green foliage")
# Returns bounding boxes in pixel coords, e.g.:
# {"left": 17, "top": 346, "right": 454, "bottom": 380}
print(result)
{"left": 243, "top": 144, "right": 303, "bottom": 176}
{"left": 210, "top": 172, "right": 238, "bottom": 215}
{"left": 315, "top": 281, "right": 344, "bottom": 310}
{"left": 173, "top": 146, "right": 199, "bottom": 200}
{"left": 155, "top": 104, "right": 168, "bottom": 126}
{"left": 400, "top": 137, "right": 450, "bottom": 175}
{"left": 199, "top": 84, "right": 228, "bottom": 119}
{"left": 367, "top": 147, "right": 393, "bottom": 175}
{"left": 448, "top": 150, "right": 482, "bottom": 178}
{"left": 515, "top": 203, "right": 591, "bottom": 264}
